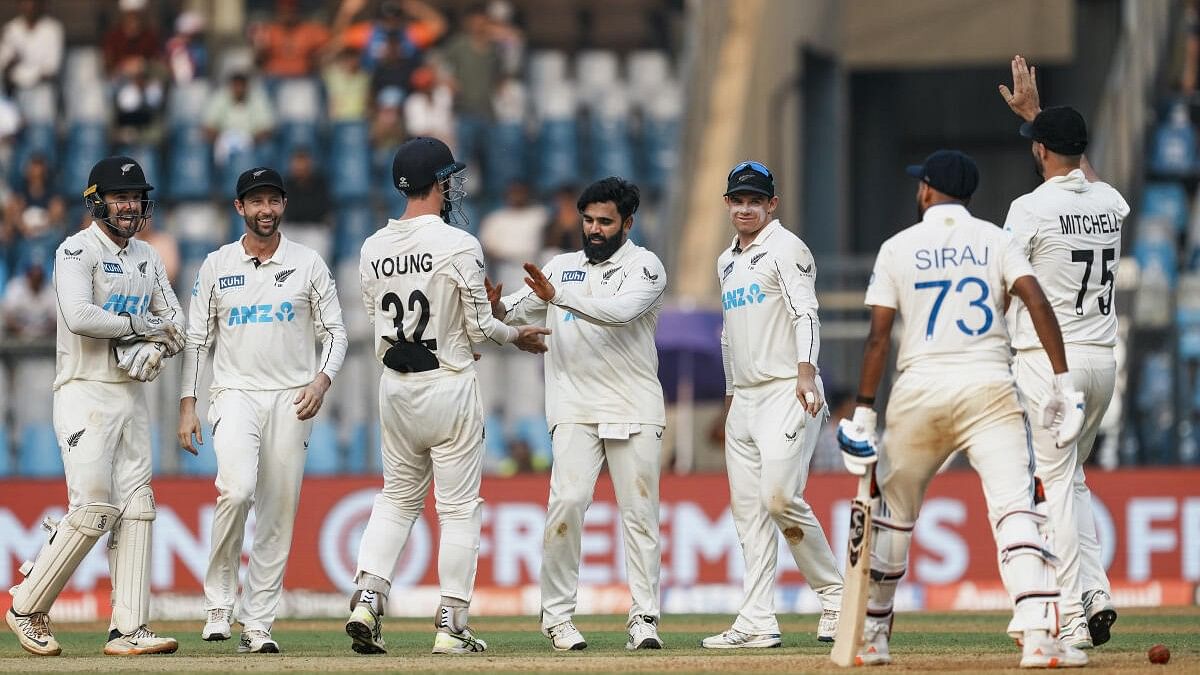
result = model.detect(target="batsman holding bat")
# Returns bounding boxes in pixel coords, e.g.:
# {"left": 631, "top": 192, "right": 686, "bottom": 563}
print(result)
{"left": 835, "top": 150, "right": 1088, "bottom": 668}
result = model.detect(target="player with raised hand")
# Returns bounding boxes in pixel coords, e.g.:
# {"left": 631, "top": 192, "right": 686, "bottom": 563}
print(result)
{"left": 6, "top": 156, "right": 183, "bottom": 657}
{"left": 346, "top": 137, "right": 550, "bottom": 656}
{"left": 1000, "top": 54, "right": 1128, "bottom": 649}
{"left": 836, "top": 149, "right": 1086, "bottom": 668}
{"left": 178, "top": 167, "right": 348, "bottom": 653}
{"left": 489, "top": 177, "right": 668, "bottom": 652}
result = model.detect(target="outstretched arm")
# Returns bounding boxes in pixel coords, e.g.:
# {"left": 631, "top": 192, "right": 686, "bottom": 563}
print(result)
{"left": 1000, "top": 54, "right": 1100, "bottom": 182}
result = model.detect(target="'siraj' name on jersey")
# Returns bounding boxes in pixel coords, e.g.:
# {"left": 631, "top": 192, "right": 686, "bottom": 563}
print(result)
{"left": 370, "top": 252, "right": 433, "bottom": 278}
{"left": 914, "top": 245, "right": 989, "bottom": 270}
{"left": 1058, "top": 212, "right": 1122, "bottom": 236}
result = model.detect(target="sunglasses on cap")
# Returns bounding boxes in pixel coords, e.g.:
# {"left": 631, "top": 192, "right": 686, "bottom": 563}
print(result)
{"left": 728, "top": 161, "right": 772, "bottom": 180}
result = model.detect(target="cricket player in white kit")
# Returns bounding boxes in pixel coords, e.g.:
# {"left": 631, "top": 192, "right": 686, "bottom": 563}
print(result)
{"left": 489, "top": 177, "right": 667, "bottom": 652}
{"left": 6, "top": 156, "right": 185, "bottom": 657}
{"left": 836, "top": 149, "right": 1089, "bottom": 668}
{"left": 345, "top": 137, "right": 550, "bottom": 655}
{"left": 1000, "top": 56, "right": 1127, "bottom": 648}
{"left": 178, "top": 167, "right": 348, "bottom": 653}
{"left": 704, "top": 161, "right": 844, "bottom": 649}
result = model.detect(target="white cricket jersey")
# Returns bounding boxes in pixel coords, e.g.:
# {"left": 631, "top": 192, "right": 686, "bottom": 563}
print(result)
{"left": 359, "top": 214, "right": 519, "bottom": 374}
{"left": 717, "top": 220, "right": 820, "bottom": 391}
{"left": 865, "top": 204, "right": 1035, "bottom": 377}
{"left": 52, "top": 223, "right": 183, "bottom": 389}
{"left": 1004, "top": 169, "right": 1129, "bottom": 350}
{"left": 180, "top": 234, "right": 348, "bottom": 399}
{"left": 500, "top": 239, "right": 667, "bottom": 428}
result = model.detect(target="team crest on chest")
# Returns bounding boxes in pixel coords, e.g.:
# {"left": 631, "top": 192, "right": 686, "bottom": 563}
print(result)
{"left": 274, "top": 268, "right": 296, "bottom": 286}
{"left": 602, "top": 267, "right": 622, "bottom": 283}
{"left": 749, "top": 251, "right": 769, "bottom": 268}
{"left": 137, "top": 261, "right": 148, "bottom": 276}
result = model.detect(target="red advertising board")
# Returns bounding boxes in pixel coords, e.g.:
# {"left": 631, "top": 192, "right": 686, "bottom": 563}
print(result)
{"left": 1, "top": 469, "right": 1196, "bottom": 618}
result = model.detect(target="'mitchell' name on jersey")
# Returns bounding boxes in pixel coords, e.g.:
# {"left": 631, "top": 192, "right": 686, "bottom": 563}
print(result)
{"left": 1004, "top": 169, "right": 1130, "bottom": 350}
{"left": 866, "top": 204, "right": 1035, "bottom": 378}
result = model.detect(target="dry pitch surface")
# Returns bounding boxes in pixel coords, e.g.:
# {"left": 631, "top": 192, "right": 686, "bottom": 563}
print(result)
{"left": 0, "top": 608, "right": 1196, "bottom": 673}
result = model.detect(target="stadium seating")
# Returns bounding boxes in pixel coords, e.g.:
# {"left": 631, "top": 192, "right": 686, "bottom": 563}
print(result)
{"left": 1148, "top": 101, "right": 1198, "bottom": 176}
{"left": 1132, "top": 219, "right": 1178, "bottom": 288}
{"left": 328, "top": 121, "right": 371, "bottom": 203}
{"left": 61, "top": 121, "right": 109, "bottom": 197}
{"left": 305, "top": 421, "right": 340, "bottom": 475}
{"left": 16, "top": 423, "right": 61, "bottom": 478}
{"left": 166, "top": 124, "right": 214, "bottom": 201}
{"left": 1140, "top": 181, "right": 1190, "bottom": 234}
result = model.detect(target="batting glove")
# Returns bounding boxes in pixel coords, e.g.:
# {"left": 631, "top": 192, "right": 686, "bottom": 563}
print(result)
{"left": 122, "top": 313, "right": 185, "bottom": 356}
{"left": 1041, "top": 372, "right": 1086, "bottom": 448}
{"left": 837, "top": 406, "right": 879, "bottom": 475}
{"left": 115, "top": 341, "right": 167, "bottom": 382}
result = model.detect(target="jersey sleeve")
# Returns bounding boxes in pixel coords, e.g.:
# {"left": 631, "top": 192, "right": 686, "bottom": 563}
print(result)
{"left": 308, "top": 258, "right": 348, "bottom": 382}
{"left": 452, "top": 241, "right": 519, "bottom": 345}
{"left": 180, "top": 256, "right": 218, "bottom": 400}
{"left": 551, "top": 253, "right": 667, "bottom": 326}
{"left": 53, "top": 241, "right": 137, "bottom": 339}
{"left": 148, "top": 252, "right": 184, "bottom": 333}
{"left": 1000, "top": 234, "right": 1037, "bottom": 291}
{"left": 772, "top": 243, "right": 821, "bottom": 365}
{"left": 501, "top": 258, "right": 554, "bottom": 326}
{"left": 863, "top": 243, "right": 899, "bottom": 310}
{"left": 1002, "top": 197, "right": 1038, "bottom": 259}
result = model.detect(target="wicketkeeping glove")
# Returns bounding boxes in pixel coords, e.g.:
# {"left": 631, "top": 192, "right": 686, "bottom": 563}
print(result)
{"left": 1041, "top": 372, "right": 1086, "bottom": 448}
{"left": 115, "top": 341, "right": 167, "bottom": 382}
{"left": 121, "top": 312, "right": 185, "bottom": 356}
{"left": 837, "top": 406, "right": 879, "bottom": 475}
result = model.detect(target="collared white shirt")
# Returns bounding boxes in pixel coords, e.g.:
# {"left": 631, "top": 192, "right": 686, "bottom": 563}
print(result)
{"left": 0, "top": 14, "right": 63, "bottom": 89}
{"left": 180, "top": 234, "right": 347, "bottom": 399}
{"left": 865, "top": 203, "right": 1035, "bottom": 377}
{"left": 718, "top": 219, "right": 820, "bottom": 392}
{"left": 501, "top": 239, "right": 667, "bottom": 428}
{"left": 1004, "top": 169, "right": 1130, "bottom": 350}
{"left": 53, "top": 223, "right": 183, "bottom": 389}
{"left": 359, "top": 214, "right": 519, "bottom": 375}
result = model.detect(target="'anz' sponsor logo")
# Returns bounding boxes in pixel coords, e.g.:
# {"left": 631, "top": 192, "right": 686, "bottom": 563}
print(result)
{"left": 562, "top": 270, "right": 586, "bottom": 283}
{"left": 219, "top": 274, "right": 246, "bottom": 290}
{"left": 102, "top": 262, "right": 123, "bottom": 275}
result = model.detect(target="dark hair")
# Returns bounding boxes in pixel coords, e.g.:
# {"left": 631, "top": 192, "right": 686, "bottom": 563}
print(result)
{"left": 577, "top": 177, "right": 640, "bottom": 222}
{"left": 403, "top": 183, "right": 435, "bottom": 200}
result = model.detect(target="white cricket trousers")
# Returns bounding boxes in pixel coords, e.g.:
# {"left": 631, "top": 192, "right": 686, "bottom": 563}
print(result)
{"left": 355, "top": 368, "right": 484, "bottom": 602}
{"left": 725, "top": 376, "right": 843, "bottom": 635}
{"left": 540, "top": 423, "right": 663, "bottom": 629}
{"left": 204, "top": 388, "right": 312, "bottom": 632}
{"left": 1014, "top": 346, "right": 1116, "bottom": 619}
{"left": 54, "top": 380, "right": 152, "bottom": 508}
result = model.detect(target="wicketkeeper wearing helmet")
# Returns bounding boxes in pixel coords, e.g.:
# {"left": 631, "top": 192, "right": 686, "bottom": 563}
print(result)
{"left": 6, "top": 156, "right": 185, "bottom": 656}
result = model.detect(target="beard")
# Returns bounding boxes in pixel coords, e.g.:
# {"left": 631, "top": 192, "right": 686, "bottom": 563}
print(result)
{"left": 1032, "top": 154, "right": 1045, "bottom": 180}
{"left": 582, "top": 230, "right": 625, "bottom": 263}
{"left": 244, "top": 213, "right": 281, "bottom": 238}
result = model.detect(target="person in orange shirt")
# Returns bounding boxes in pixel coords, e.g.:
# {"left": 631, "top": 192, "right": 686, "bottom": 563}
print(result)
{"left": 330, "top": 0, "right": 446, "bottom": 75}
{"left": 252, "top": 0, "right": 330, "bottom": 79}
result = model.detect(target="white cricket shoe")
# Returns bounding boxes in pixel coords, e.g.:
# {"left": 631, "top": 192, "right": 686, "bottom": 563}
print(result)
{"left": 103, "top": 625, "right": 179, "bottom": 655}
{"left": 6, "top": 609, "right": 61, "bottom": 656}
{"left": 237, "top": 628, "right": 280, "bottom": 653}
{"left": 1059, "top": 613, "right": 1093, "bottom": 650}
{"left": 855, "top": 620, "right": 892, "bottom": 666}
{"left": 700, "top": 627, "right": 782, "bottom": 649}
{"left": 202, "top": 608, "right": 232, "bottom": 641}
{"left": 432, "top": 626, "right": 488, "bottom": 654}
{"left": 1083, "top": 589, "right": 1117, "bottom": 647}
{"left": 346, "top": 603, "right": 387, "bottom": 654}
{"left": 543, "top": 619, "right": 587, "bottom": 651}
{"left": 1020, "top": 630, "right": 1088, "bottom": 669}
{"left": 625, "top": 615, "right": 663, "bottom": 650}
{"left": 817, "top": 608, "right": 839, "bottom": 642}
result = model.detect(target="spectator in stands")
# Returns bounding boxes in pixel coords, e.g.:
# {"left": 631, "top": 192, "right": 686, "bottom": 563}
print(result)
{"left": 486, "top": 0, "right": 524, "bottom": 76}
{"left": 331, "top": 0, "right": 446, "bottom": 82}
{"left": 369, "top": 86, "right": 406, "bottom": 151}
{"left": 2, "top": 261, "right": 55, "bottom": 339}
{"left": 102, "top": 0, "right": 163, "bottom": 78}
{"left": 112, "top": 55, "right": 165, "bottom": 147}
{"left": 403, "top": 65, "right": 455, "bottom": 146}
{"left": 541, "top": 184, "right": 581, "bottom": 262}
{"left": 252, "top": 0, "right": 330, "bottom": 80}
{"left": 282, "top": 147, "right": 332, "bottom": 261}
{"left": 203, "top": 72, "right": 275, "bottom": 168}
{"left": 0, "top": 0, "right": 63, "bottom": 96}
{"left": 438, "top": 4, "right": 505, "bottom": 181}
{"left": 480, "top": 181, "right": 547, "bottom": 289}
{"left": 323, "top": 47, "right": 370, "bottom": 121}
{"left": 165, "top": 10, "right": 207, "bottom": 84}
{"left": 5, "top": 154, "right": 64, "bottom": 273}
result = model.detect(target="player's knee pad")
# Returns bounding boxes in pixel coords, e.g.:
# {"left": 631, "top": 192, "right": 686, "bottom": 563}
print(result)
{"left": 995, "top": 509, "right": 1061, "bottom": 636}
{"left": 996, "top": 509, "right": 1057, "bottom": 568}
{"left": 11, "top": 502, "right": 119, "bottom": 614}
{"left": 109, "top": 485, "right": 155, "bottom": 634}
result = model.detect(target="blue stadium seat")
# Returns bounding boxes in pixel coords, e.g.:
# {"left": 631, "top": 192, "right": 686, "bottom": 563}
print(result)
{"left": 639, "top": 116, "right": 680, "bottom": 194}
{"left": 166, "top": 125, "right": 213, "bottom": 201}
{"left": 329, "top": 121, "right": 371, "bottom": 202}
{"left": 305, "top": 421, "right": 340, "bottom": 475}
{"left": 1179, "top": 307, "right": 1200, "bottom": 358}
{"left": 1133, "top": 226, "right": 1178, "bottom": 288}
{"left": 61, "top": 122, "right": 109, "bottom": 197}
{"left": 344, "top": 422, "right": 371, "bottom": 474}
{"left": 275, "top": 121, "right": 320, "bottom": 170}
{"left": 179, "top": 423, "right": 219, "bottom": 476}
{"left": 334, "top": 204, "right": 376, "bottom": 263}
{"left": 10, "top": 123, "right": 57, "bottom": 185}
{"left": 221, "top": 146, "right": 266, "bottom": 199}
{"left": 1140, "top": 181, "right": 1189, "bottom": 234}
{"left": 536, "top": 118, "right": 580, "bottom": 193}
{"left": 484, "top": 121, "right": 527, "bottom": 201}
{"left": 1149, "top": 103, "right": 1198, "bottom": 176}
{"left": 588, "top": 115, "right": 635, "bottom": 181}
{"left": 17, "top": 423, "right": 61, "bottom": 477}
{"left": 1136, "top": 351, "right": 1173, "bottom": 460}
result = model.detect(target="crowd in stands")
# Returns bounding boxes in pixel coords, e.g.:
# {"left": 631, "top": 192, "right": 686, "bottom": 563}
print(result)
{"left": 0, "top": 0, "right": 683, "bottom": 477}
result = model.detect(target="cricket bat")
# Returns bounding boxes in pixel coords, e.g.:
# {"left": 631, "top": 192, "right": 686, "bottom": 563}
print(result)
{"left": 830, "top": 467, "right": 875, "bottom": 667}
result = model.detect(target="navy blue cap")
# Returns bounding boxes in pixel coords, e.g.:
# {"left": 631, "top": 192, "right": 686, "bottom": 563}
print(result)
{"left": 905, "top": 150, "right": 979, "bottom": 200}
{"left": 236, "top": 166, "right": 286, "bottom": 199}
{"left": 1020, "top": 105, "right": 1088, "bottom": 156}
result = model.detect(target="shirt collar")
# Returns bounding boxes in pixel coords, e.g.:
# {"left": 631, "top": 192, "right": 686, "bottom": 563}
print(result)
{"left": 239, "top": 233, "right": 289, "bottom": 266}
{"left": 921, "top": 203, "right": 971, "bottom": 224}
{"left": 388, "top": 214, "right": 443, "bottom": 232}
{"left": 88, "top": 222, "right": 128, "bottom": 256}
{"left": 732, "top": 219, "right": 782, "bottom": 254}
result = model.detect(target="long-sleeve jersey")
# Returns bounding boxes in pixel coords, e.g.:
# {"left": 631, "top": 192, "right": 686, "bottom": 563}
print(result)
{"left": 52, "top": 223, "right": 183, "bottom": 390}
{"left": 717, "top": 220, "right": 820, "bottom": 391}
{"left": 501, "top": 240, "right": 667, "bottom": 429}
{"left": 865, "top": 204, "right": 1036, "bottom": 377}
{"left": 359, "top": 214, "right": 519, "bottom": 374}
{"left": 180, "top": 234, "right": 347, "bottom": 399}
{"left": 1004, "top": 169, "right": 1129, "bottom": 351}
